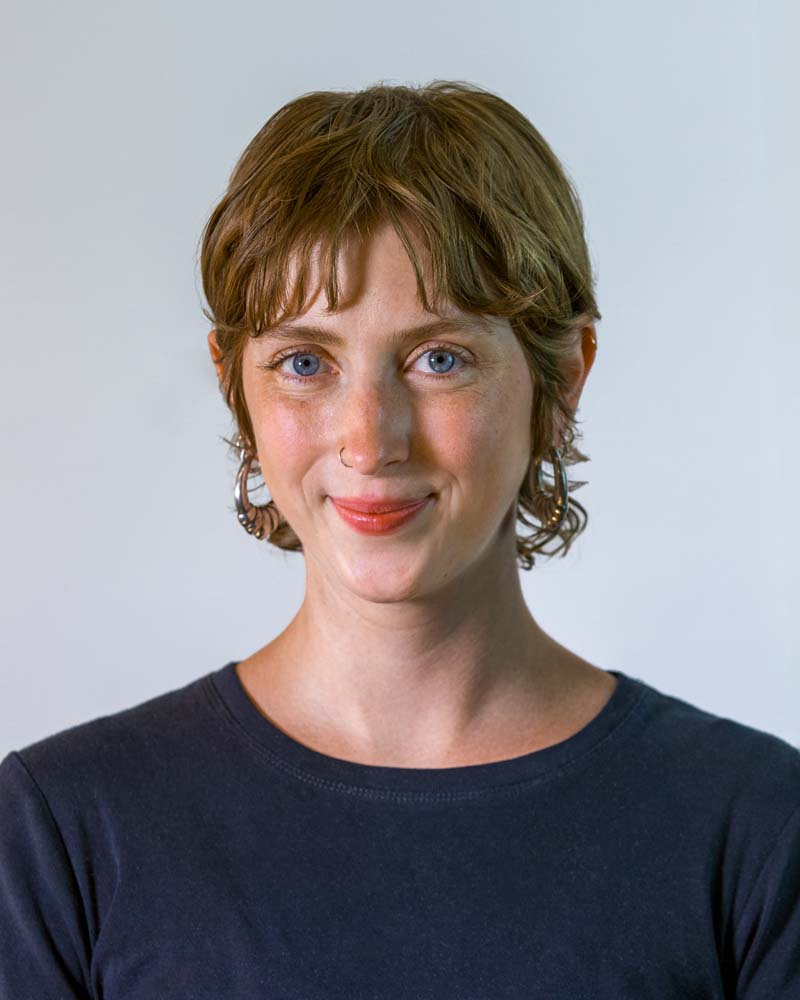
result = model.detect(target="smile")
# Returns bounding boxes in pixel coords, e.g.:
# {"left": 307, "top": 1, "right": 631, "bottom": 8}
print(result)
{"left": 330, "top": 495, "right": 434, "bottom": 535}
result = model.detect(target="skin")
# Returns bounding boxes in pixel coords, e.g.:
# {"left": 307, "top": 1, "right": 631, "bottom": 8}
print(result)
{"left": 207, "top": 220, "right": 616, "bottom": 768}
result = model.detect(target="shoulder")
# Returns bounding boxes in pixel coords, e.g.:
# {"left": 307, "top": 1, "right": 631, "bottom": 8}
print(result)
{"left": 1, "top": 668, "right": 218, "bottom": 814}
{"left": 630, "top": 671, "right": 800, "bottom": 842}
{"left": 639, "top": 674, "right": 799, "bottom": 769}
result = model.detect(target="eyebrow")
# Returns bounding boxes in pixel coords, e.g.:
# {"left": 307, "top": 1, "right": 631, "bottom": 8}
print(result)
{"left": 256, "top": 315, "right": 494, "bottom": 346}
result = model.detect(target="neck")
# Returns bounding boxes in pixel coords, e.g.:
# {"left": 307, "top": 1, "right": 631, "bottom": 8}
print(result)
{"left": 238, "top": 521, "right": 602, "bottom": 767}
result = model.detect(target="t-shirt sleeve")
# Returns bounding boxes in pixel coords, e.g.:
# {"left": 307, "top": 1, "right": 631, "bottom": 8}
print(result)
{"left": 733, "top": 800, "right": 800, "bottom": 998}
{"left": 0, "top": 751, "right": 93, "bottom": 999}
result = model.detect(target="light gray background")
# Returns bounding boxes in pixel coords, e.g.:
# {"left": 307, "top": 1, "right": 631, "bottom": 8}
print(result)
{"left": 2, "top": 0, "right": 797, "bottom": 756}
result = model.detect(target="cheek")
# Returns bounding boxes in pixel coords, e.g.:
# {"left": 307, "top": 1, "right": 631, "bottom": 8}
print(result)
{"left": 249, "top": 395, "right": 326, "bottom": 482}
{"left": 428, "top": 379, "right": 531, "bottom": 488}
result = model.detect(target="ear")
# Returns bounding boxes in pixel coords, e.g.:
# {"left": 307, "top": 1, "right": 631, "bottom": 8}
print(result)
{"left": 564, "top": 323, "right": 598, "bottom": 414}
{"left": 207, "top": 329, "right": 224, "bottom": 382}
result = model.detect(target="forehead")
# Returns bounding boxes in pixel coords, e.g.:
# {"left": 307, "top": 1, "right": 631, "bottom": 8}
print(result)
{"left": 286, "top": 220, "right": 432, "bottom": 313}
{"left": 274, "top": 221, "right": 494, "bottom": 334}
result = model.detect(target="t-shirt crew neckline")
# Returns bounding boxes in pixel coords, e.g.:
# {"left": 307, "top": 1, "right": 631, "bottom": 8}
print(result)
{"left": 208, "top": 661, "right": 649, "bottom": 798}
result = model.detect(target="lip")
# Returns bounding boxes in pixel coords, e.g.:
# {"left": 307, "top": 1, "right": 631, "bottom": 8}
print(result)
{"left": 330, "top": 494, "right": 434, "bottom": 514}
{"left": 330, "top": 495, "right": 434, "bottom": 535}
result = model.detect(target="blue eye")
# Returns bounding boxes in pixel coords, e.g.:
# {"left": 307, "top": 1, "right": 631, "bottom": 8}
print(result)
{"left": 289, "top": 353, "right": 321, "bottom": 377}
{"left": 423, "top": 348, "right": 460, "bottom": 375}
{"left": 262, "top": 343, "right": 472, "bottom": 384}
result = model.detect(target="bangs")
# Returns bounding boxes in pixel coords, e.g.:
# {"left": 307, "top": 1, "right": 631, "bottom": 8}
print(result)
{"left": 241, "top": 202, "right": 455, "bottom": 339}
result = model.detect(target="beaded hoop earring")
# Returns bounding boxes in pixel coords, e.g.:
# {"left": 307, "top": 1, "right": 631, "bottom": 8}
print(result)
{"left": 530, "top": 446, "right": 569, "bottom": 532}
{"left": 233, "top": 436, "right": 280, "bottom": 540}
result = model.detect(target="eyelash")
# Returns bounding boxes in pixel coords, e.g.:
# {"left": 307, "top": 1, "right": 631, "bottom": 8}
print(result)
{"left": 258, "top": 343, "right": 474, "bottom": 384}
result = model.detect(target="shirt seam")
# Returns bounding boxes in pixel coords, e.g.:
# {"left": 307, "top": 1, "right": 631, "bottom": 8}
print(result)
{"left": 201, "top": 672, "right": 650, "bottom": 801}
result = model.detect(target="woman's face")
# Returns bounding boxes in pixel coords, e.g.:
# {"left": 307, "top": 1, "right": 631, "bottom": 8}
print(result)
{"left": 215, "top": 222, "right": 541, "bottom": 602}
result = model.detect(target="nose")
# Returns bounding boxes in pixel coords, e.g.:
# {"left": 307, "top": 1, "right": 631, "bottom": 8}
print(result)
{"left": 336, "top": 381, "right": 413, "bottom": 474}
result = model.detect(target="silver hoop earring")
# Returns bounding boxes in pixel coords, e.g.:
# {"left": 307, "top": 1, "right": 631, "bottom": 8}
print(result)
{"left": 233, "top": 436, "right": 280, "bottom": 540}
{"left": 339, "top": 446, "right": 352, "bottom": 468}
{"left": 531, "top": 446, "right": 569, "bottom": 532}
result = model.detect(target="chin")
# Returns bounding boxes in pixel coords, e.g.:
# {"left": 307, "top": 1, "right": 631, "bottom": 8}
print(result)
{"left": 336, "top": 553, "right": 437, "bottom": 604}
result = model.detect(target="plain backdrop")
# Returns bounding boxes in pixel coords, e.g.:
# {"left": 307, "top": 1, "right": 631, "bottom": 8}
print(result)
{"left": 1, "top": 0, "right": 797, "bottom": 757}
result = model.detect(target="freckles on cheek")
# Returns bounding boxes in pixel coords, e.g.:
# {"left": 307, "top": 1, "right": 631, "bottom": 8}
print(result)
{"left": 430, "top": 403, "right": 492, "bottom": 474}
{"left": 251, "top": 407, "right": 316, "bottom": 522}
{"left": 437, "top": 391, "right": 527, "bottom": 495}
{"left": 253, "top": 399, "right": 327, "bottom": 478}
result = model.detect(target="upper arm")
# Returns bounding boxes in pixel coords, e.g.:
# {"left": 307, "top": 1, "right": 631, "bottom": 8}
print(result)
{"left": 732, "top": 800, "right": 800, "bottom": 998}
{"left": 0, "top": 751, "right": 93, "bottom": 999}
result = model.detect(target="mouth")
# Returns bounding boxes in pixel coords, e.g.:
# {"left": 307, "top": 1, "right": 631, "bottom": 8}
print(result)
{"left": 329, "top": 494, "right": 435, "bottom": 535}
{"left": 329, "top": 494, "right": 435, "bottom": 514}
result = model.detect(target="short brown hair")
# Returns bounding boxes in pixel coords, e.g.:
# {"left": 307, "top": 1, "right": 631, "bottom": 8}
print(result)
{"left": 198, "top": 79, "right": 600, "bottom": 570}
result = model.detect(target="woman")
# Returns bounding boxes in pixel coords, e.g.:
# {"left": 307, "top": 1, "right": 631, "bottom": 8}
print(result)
{"left": 1, "top": 80, "right": 797, "bottom": 999}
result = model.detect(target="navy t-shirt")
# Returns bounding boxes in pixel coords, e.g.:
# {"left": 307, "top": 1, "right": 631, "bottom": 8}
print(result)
{"left": 1, "top": 662, "right": 798, "bottom": 999}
